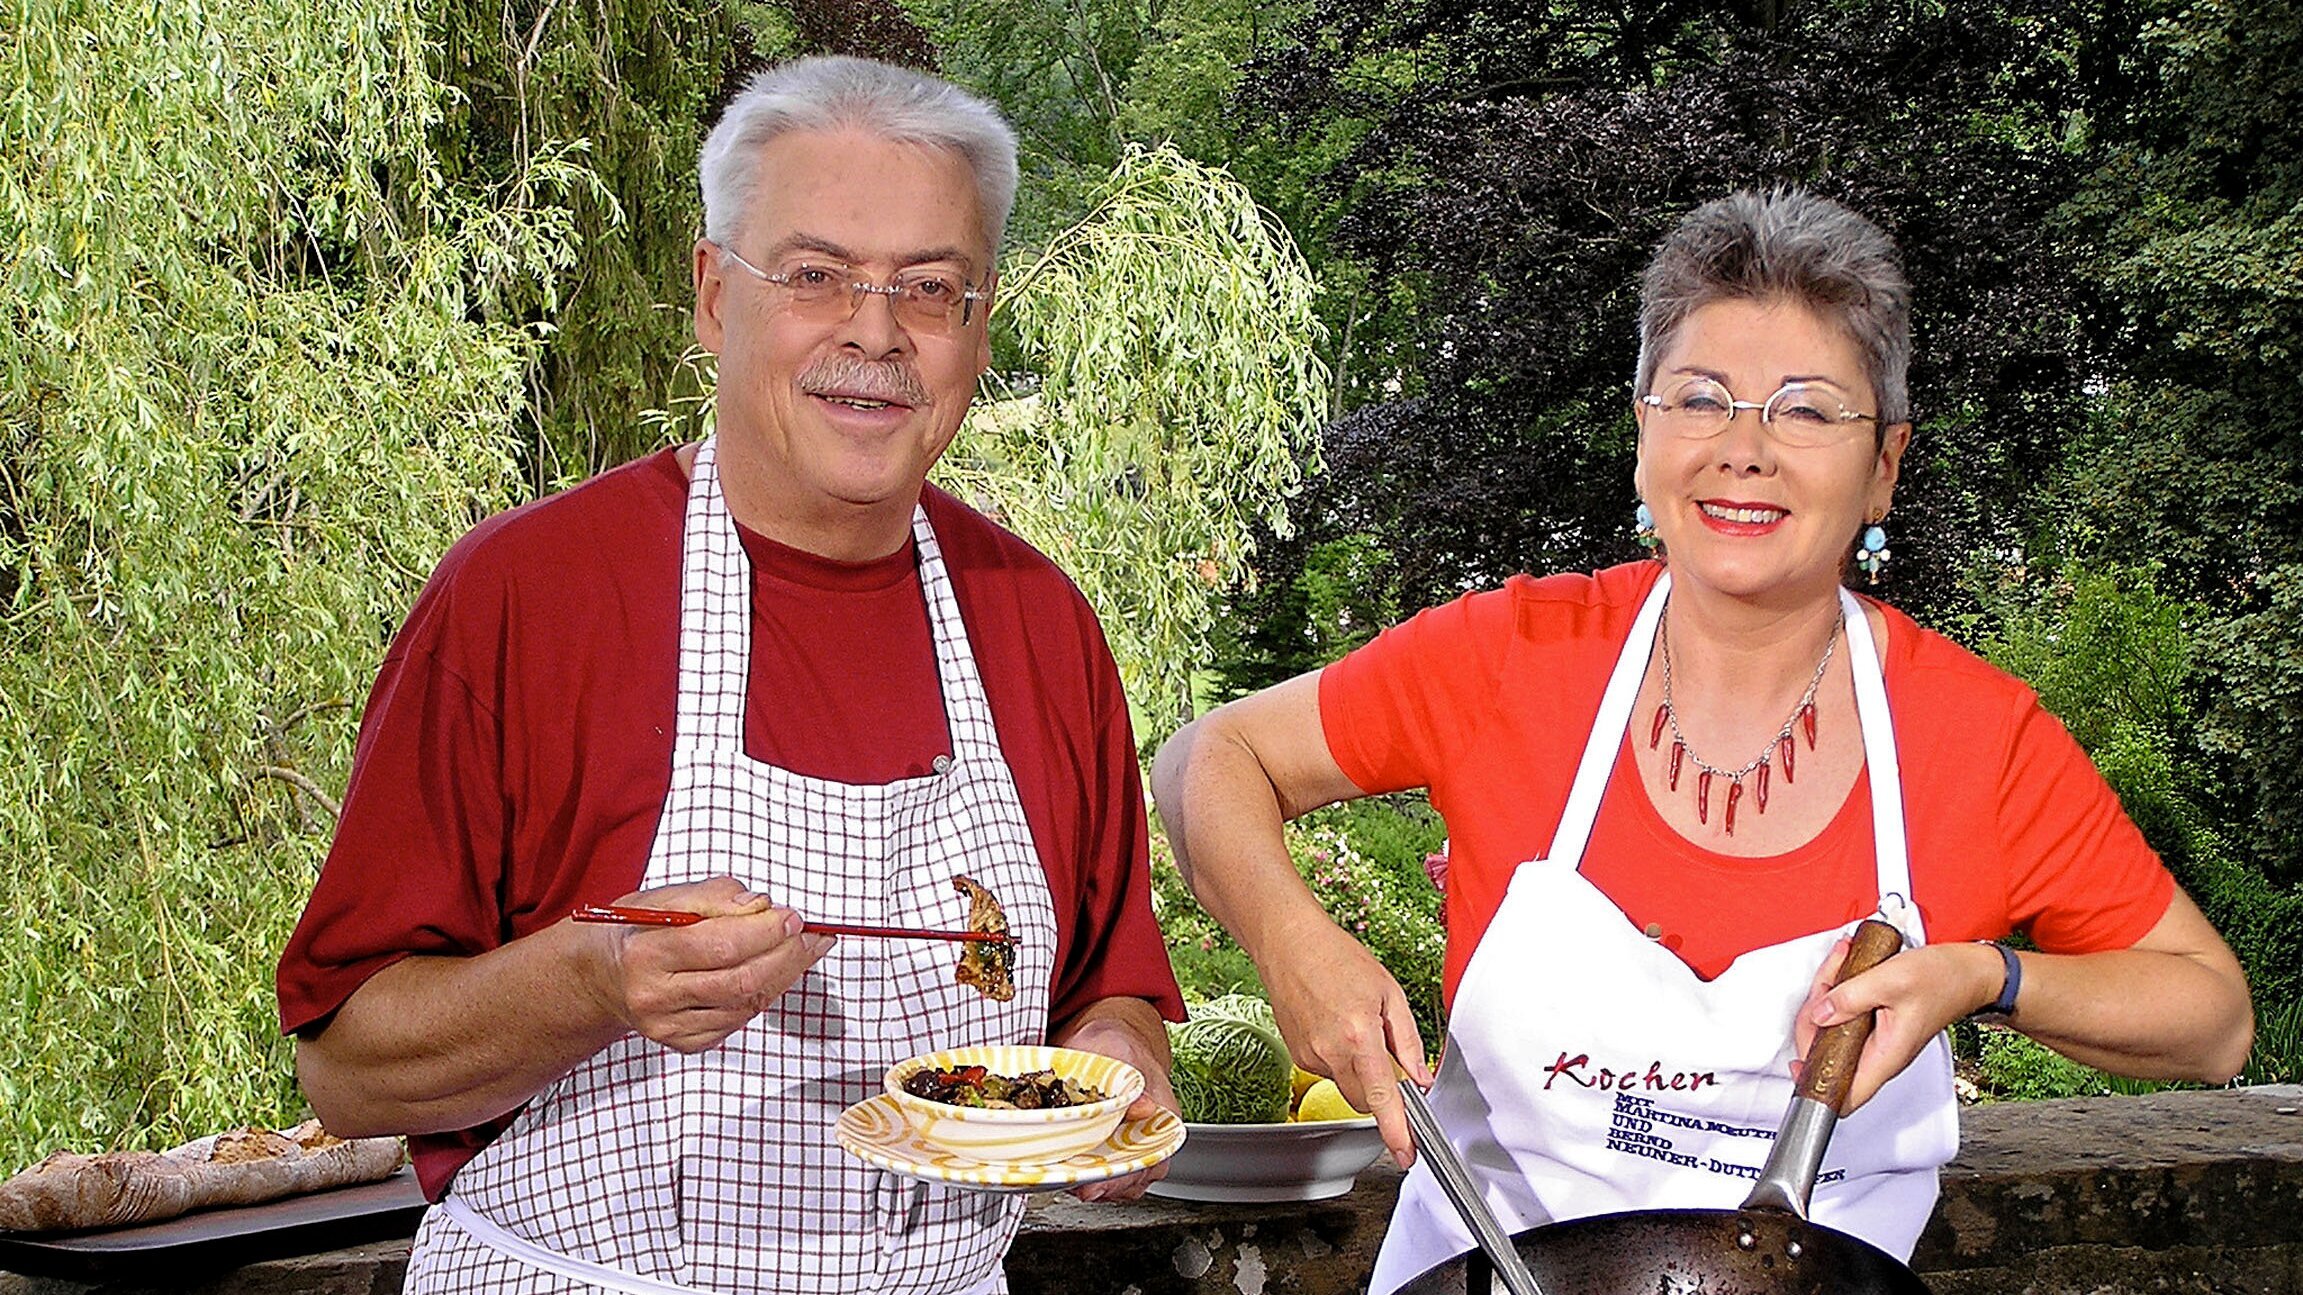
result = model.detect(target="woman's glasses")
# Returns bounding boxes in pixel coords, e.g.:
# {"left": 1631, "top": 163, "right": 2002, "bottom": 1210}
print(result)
{"left": 1639, "top": 376, "right": 1880, "bottom": 449}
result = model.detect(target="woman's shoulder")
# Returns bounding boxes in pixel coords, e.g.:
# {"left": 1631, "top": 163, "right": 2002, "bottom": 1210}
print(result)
{"left": 1870, "top": 596, "right": 2042, "bottom": 721}
{"left": 1341, "top": 561, "right": 1657, "bottom": 687}
{"left": 1497, "top": 560, "right": 1664, "bottom": 643}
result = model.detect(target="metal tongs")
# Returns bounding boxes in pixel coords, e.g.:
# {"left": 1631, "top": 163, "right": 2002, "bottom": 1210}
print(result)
{"left": 1398, "top": 1079, "right": 1547, "bottom": 1295}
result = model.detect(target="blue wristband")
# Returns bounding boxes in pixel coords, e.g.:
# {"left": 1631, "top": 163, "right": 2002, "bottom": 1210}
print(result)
{"left": 1973, "top": 941, "right": 2021, "bottom": 1019}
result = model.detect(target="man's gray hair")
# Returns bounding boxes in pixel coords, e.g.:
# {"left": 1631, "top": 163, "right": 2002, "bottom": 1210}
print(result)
{"left": 699, "top": 56, "right": 1019, "bottom": 258}
{"left": 1634, "top": 189, "right": 1911, "bottom": 427}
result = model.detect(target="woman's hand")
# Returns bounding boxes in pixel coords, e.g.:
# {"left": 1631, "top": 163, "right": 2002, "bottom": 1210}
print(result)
{"left": 1257, "top": 912, "right": 1434, "bottom": 1168}
{"left": 1792, "top": 935, "right": 2000, "bottom": 1113}
{"left": 1795, "top": 892, "right": 2254, "bottom": 1112}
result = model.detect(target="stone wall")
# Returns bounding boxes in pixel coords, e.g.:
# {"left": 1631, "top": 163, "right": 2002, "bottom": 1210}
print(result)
{"left": 4, "top": 1086, "right": 2298, "bottom": 1295}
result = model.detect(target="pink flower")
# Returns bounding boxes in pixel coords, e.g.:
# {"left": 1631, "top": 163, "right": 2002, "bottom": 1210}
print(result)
{"left": 1423, "top": 843, "right": 1451, "bottom": 894}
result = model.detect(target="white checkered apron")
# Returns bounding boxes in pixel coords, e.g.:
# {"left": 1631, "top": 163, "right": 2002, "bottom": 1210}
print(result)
{"left": 407, "top": 438, "right": 1058, "bottom": 1295}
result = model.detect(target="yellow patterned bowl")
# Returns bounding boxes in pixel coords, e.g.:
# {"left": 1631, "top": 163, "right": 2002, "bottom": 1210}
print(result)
{"left": 885, "top": 1045, "right": 1143, "bottom": 1165}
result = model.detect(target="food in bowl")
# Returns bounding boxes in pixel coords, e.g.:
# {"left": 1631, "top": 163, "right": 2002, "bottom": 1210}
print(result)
{"left": 900, "top": 1064, "right": 1108, "bottom": 1109}
{"left": 885, "top": 1045, "right": 1143, "bottom": 1165}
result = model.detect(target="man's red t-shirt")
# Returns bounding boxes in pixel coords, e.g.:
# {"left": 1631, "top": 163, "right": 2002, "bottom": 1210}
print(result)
{"left": 1319, "top": 562, "right": 2175, "bottom": 1001}
{"left": 276, "top": 448, "right": 1183, "bottom": 1195}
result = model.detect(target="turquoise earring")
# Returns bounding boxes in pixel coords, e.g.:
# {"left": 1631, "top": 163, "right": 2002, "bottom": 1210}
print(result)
{"left": 1856, "top": 519, "right": 1890, "bottom": 583}
{"left": 1634, "top": 502, "right": 1658, "bottom": 552}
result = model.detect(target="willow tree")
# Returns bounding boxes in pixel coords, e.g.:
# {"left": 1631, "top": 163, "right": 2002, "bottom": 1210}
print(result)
{"left": 0, "top": 0, "right": 588, "bottom": 1165}
{"left": 935, "top": 145, "right": 1329, "bottom": 737}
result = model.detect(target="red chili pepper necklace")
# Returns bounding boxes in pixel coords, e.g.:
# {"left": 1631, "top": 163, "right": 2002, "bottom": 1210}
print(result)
{"left": 1648, "top": 601, "right": 1841, "bottom": 836}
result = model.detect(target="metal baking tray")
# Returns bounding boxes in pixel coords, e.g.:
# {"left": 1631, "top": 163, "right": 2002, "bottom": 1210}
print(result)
{"left": 0, "top": 1166, "right": 426, "bottom": 1282}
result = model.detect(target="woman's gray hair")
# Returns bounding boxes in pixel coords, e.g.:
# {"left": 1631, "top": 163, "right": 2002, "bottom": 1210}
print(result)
{"left": 1634, "top": 189, "right": 1911, "bottom": 427}
{"left": 699, "top": 56, "right": 1019, "bottom": 258}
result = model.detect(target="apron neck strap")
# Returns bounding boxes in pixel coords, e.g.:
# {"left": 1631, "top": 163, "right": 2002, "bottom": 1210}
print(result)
{"left": 1546, "top": 570, "right": 1672, "bottom": 869}
{"left": 1840, "top": 587, "right": 1922, "bottom": 945}
{"left": 675, "top": 438, "right": 993, "bottom": 758}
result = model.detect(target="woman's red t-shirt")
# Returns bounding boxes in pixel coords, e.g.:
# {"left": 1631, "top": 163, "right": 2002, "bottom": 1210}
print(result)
{"left": 1319, "top": 562, "right": 2175, "bottom": 1001}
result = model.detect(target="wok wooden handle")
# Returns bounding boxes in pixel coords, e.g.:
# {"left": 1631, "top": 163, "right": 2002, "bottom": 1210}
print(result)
{"left": 1791, "top": 918, "right": 1905, "bottom": 1111}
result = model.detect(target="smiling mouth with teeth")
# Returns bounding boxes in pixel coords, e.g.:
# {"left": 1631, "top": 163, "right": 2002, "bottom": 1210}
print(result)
{"left": 1699, "top": 503, "right": 1787, "bottom": 524}
{"left": 824, "top": 395, "right": 898, "bottom": 410}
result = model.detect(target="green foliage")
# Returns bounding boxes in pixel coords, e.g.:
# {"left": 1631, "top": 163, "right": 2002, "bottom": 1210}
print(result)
{"left": 1980, "top": 558, "right": 2303, "bottom": 1090}
{"left": 1981, "top": 560, "right": 2193, "bottom": 762}
{"left": 935, "top": 145, "right": 1328, "bottom": 737}
{"left": 1971, "top": 1027, "right": 2162, "bottom": 1102}
{"left": 2061, "top": 0, "right": 2303, "bottom": 881}
{"left": 428, "top": 0, "right": 764, "bottom": 486}
{"left": 1150, "top": 796, "right": 1446, "bottom": 1054}
{"left": 2244, "top": 993, "right": 2303, "bottom": 1086}
{"left": 911, "top": 0, "right": 1293, "bottom": 250}
{"left": 2195, "top": 563, "right": 2303, "bottom": 878}
{"left": 0, "top": 0, "right": 581, "bottom": 1168}
{"left": 1210, "top": 531, "right": 1400, "bottom": 699}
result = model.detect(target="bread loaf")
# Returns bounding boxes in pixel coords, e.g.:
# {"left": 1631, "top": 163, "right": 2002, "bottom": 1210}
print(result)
{"left": 0, "top": 1120, "right": 404, "bottom": 1234}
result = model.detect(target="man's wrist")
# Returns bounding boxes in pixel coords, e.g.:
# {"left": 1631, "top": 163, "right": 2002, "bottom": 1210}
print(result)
{"left": 1051, "top": 997, "right": 1173, "bottom": 1069}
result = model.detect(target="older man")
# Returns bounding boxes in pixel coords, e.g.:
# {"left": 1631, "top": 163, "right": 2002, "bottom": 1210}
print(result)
{"left": 277, "top": 57, "right": 1182, "bottom": 1295}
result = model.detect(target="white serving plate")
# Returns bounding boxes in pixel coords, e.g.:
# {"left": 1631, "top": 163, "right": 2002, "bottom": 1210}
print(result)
{"left": 1145, "top": 1118, "right": 1387, "bottom": 1203}
{"left": 836, "top": 1096, "right": 1183, "bottom": 1194}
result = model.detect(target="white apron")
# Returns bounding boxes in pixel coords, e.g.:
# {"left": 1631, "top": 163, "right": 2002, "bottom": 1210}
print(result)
{"left": 407, "top": 438, "right": 1058, "bottom": 1295}
{"left": 1370, "top": 571, "right": 1959, "bottom": 1295}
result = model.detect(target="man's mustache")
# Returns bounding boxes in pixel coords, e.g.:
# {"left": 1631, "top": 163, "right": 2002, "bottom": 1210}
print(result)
{"left": 798, "top": 356, "right": 930, "bottom": 408}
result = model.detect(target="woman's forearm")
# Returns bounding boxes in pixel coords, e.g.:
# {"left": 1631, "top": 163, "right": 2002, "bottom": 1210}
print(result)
{"left": 1151, "top": 687, "right": 1352, "bottom": 966}
{"left": 2001, "top": 943, "right": 2253, "bottom": 1083}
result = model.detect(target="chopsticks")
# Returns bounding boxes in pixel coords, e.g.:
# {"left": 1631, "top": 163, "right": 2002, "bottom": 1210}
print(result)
{"left": 571, "top": 904, "right": 1018, "bottom": 946}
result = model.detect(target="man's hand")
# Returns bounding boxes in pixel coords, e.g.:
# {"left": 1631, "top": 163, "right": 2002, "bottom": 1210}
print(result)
{"left": 300, "top": 874, "right": 831, "bottom": 1137}
{"left": 1050, "top": 998, "right": 1177, "bottom": 1203}
{"left": 588, "top": 876, "right": 836, "bottom": 1054}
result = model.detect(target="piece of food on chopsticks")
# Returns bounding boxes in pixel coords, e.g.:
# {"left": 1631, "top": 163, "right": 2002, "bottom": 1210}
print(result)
{"left": 951, "top": 873, "right": 1017, "bottom": 1001}
{"left": 900, "top": 1064, "right": 1109, "bottom": 1110}
{"left": 0, "top": 1119, "right": 404, "bottom": 1234}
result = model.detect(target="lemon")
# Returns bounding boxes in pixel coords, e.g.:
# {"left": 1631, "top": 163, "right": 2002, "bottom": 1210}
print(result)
{"left": 1293, "top": 1077, "right": 1370, "bottom": 1122}
{"left": 1290, "top": 1065, "right": 1321, "bottom": 1106}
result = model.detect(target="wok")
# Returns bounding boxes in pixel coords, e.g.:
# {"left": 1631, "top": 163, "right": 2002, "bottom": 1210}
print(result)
{"left": 1395, "top": 919, "right": 1929, "bottom": 1295}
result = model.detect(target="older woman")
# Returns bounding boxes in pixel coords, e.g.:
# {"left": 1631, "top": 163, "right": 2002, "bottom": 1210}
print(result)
{"left": 1152, "top": 189, "right": 2252, "bottom": 1289}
